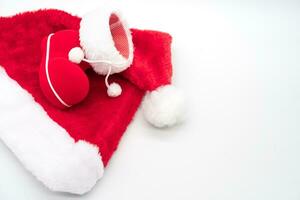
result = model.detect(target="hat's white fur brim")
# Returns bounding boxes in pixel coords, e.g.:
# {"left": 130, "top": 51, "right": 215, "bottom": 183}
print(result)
{"left": 0, "top": 67, "right": 104, "bottom": 195}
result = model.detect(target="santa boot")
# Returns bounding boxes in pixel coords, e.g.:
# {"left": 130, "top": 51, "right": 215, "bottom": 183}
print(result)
{"left": 39, "top": 7, "right": 135, "bottom": 108}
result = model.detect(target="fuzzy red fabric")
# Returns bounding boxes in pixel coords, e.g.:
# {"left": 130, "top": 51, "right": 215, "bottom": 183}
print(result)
{"left": 0, "top": 9, "right": 173, "bottom": 166}
{"left": 123, "top": 29, "right": 173, "bottom": 91}
{"left": 40, "top": 30, "right": 90, "bottom": 108}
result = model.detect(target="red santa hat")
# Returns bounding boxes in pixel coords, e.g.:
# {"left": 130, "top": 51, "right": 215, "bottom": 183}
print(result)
{"left": 0, "top": 7, "right": 184, "bottom": 194}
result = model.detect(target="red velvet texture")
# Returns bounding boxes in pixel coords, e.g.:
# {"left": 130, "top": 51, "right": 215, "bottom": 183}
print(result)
{"left": 40, "top": 30, "right": 90, "bottom": 108}
{"left": 0, "top": 9, "right": 173, "bottom": 166}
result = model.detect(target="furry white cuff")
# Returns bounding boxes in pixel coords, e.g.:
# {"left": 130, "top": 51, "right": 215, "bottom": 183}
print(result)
{"left": 79, "top": 7, "right": 133, "bottom": 75}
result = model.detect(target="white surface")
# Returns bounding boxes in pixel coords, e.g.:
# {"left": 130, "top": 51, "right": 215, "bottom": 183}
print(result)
{"left": 0, "top": 0, "right": 300, "bottom": 199}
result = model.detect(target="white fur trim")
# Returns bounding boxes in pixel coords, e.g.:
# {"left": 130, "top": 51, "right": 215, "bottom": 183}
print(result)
{"left": 142, "top": 85, "right": 185, "bottom": 128}
{"left": 79, "top": 7, "right": 133, "bottom": 75}
{"left": 0, "top": 67, "right": 104, "bottom": 195}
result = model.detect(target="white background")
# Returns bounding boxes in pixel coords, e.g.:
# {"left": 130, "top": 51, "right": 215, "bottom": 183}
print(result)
{"left": 0, "top": 0, "right": 300, "bottom": 199}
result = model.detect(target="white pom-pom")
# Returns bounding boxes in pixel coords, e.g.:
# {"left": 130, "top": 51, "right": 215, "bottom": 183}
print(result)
{"left": 107, "top": 82, "right": 122, "bottom": 97}
{"left": 142, "top": 85, "right": 185, "bottom": 128}
{"left": 68, "top": 47, "right": 84, "bottom": 64}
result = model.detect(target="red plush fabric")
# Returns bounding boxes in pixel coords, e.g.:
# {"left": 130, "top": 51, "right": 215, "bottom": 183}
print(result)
{"left": 0, "top": 9, "right": 173, "bottom": 166}
{"left": 40, "top": 30, "right": 90, "bottom": 108}
{"left": 122, "top": 29, "right": 173, "bottom": 91}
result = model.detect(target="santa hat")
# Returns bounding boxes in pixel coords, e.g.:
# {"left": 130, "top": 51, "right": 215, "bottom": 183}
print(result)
{"left": 0, "top": 8, "right": 184, "bottom": 194}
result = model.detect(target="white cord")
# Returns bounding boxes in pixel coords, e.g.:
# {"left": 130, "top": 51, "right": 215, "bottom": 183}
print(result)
{"left": 82, "top": 58, "right": 125, "bottom": 66}
{"left": 82, "top": 58, "right": 126, "bottom": 91}
{"left": 104, "top": 65, "right": 112, "bottom": 88}
{"left": 45, "top": 34, "right": 71, "bottom": 107}
{"left": 82, "top": 58, "right": 113, "bottom": 64}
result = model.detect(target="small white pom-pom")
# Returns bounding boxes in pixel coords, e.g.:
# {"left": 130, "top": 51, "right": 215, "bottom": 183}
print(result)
{"left": 68, "top": 47, "right": 84, "bottom": 64}
{"left": 107, "top": 82, "right": 122, "bottom": 97}
{"left": 142, "top": 85, "right": 185, "bottom": 128}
